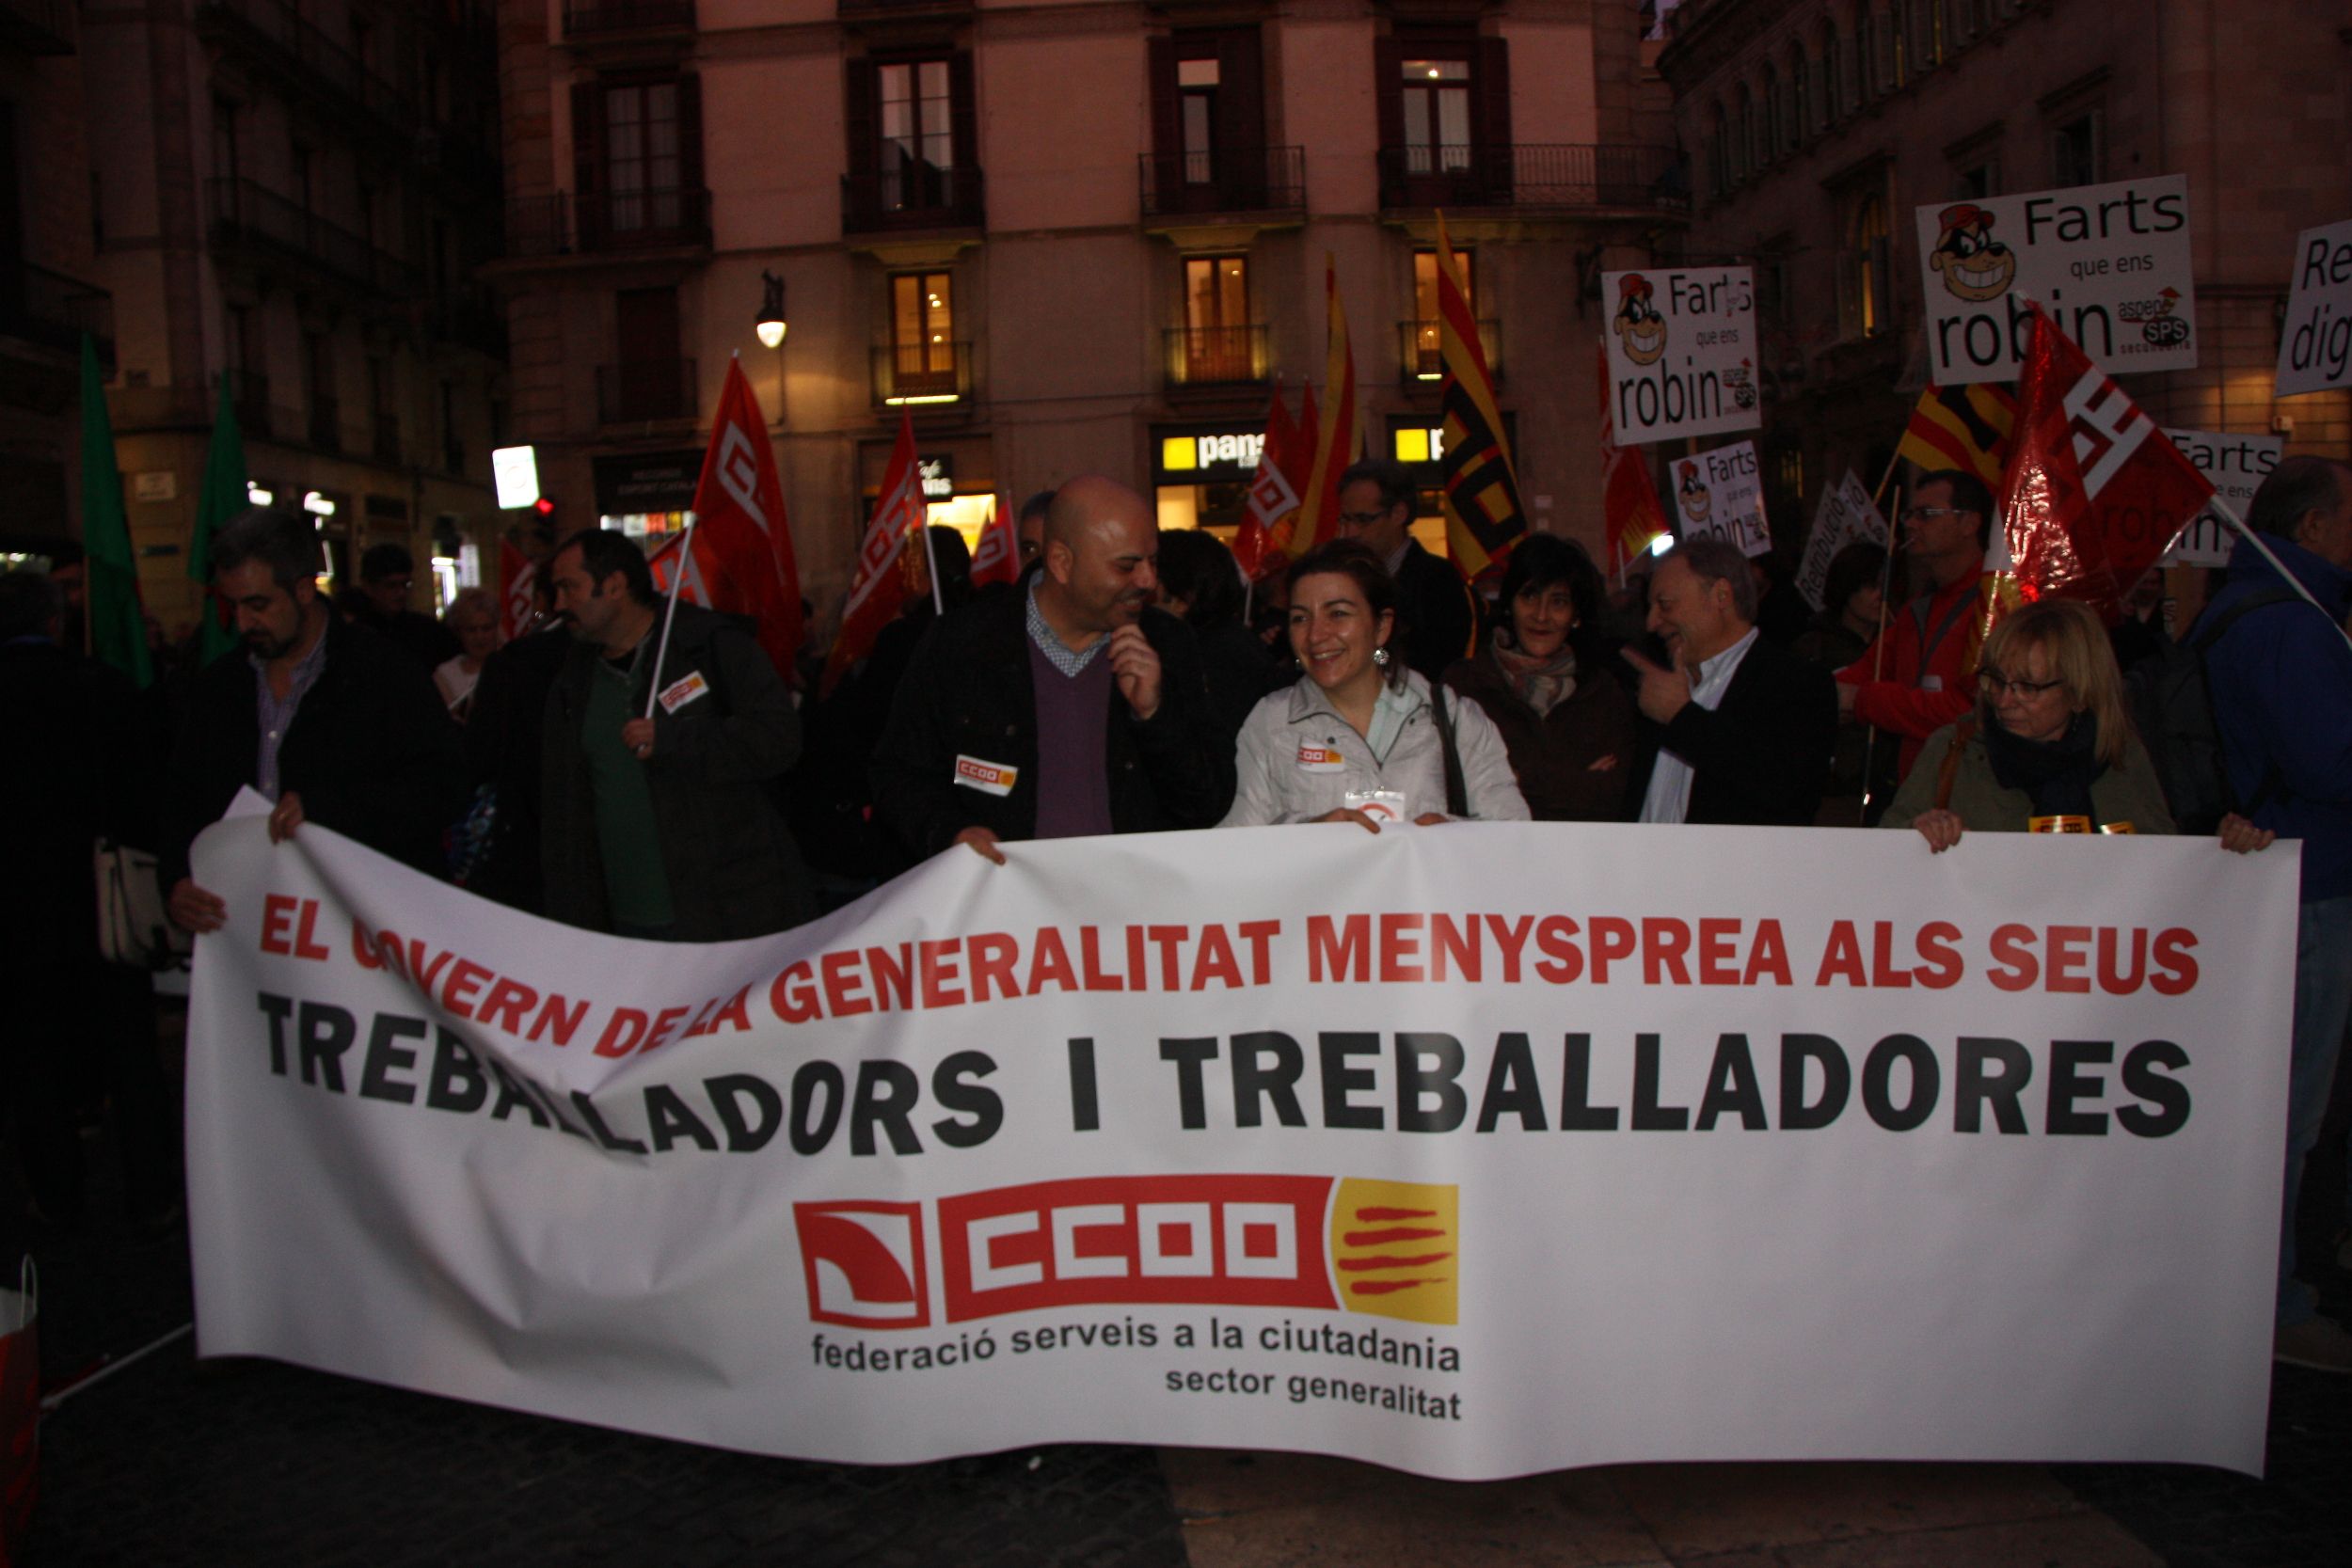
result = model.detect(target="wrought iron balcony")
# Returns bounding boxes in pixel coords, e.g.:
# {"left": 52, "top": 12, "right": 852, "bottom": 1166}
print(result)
{"left": 205, "top": 178, "right": 420, "bottom": 297}
{"left": 1163, "top": 325, "right": 1268, "bottom": 389}
{"left": 0, "top": 263, "right": 113, "bottom": 364}
{"left": 597, "top": 358, "right": 698, "bottom": 424}
{"left": 562, "top": 1, "right": 695, "bottom": 35}
{"left": 842, "top": 162, "right": 984, "bottom": 236}
{"left": 1396, "top": 319, "right": 1502, "bottom": 384}
{"left": 194, "top": 0, "right": 413, "bottom": 135}
{"left": 1375, "top": 144, "right": 1688, "bottom": 214}
{"left": 1138, "top": 147, "right": 1306, "bottom": 220}
{"left": 0, "top": 0, "right": 75, "bottom": 55}
{"left": 505, "top": 188, "right": 712, "bottom": 257}
{"left": 872, "top": 341, "right": 971, "bottom": 407}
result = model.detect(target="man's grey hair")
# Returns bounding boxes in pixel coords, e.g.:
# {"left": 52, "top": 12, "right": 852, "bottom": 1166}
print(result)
{"left": 211, "top": 507, "right": 326, "bottom": 592}
{"left": 1661, "top": 535, "right": 1757, "bottom": 624}
{"left": 2247, "top": 455, "right": 2349, "bottom": 542}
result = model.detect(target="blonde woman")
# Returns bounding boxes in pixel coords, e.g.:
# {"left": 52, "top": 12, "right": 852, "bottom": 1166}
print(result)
{"left": 434, "top": 587, "right": 500, "bottom": 721}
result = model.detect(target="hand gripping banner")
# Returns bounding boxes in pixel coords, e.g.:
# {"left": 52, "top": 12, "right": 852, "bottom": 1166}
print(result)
{"left": 187, "top": 816, "right": 2296, "bottom": 1479}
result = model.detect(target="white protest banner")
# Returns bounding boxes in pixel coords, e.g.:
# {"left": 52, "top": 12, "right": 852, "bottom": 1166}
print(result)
{"left": 186, "top": 816, "right": 2295, "bottom": 1480}
{"left": 1601, "top": 266, "right": 1760, "bottom": 444}
{"left": 1795, "top": 469, "right": 1891, "bottom": 611}
{"left": 1917, "top": 176, "right": 2197, "bottom": 386}
{"left": 2275, "top": 218, "right": 2352, "bottom": 396}
{"left": 2159, "top": 430, "right": 2282, "bottom": 567}
{"left": 1669, "top": 441, "right": 1770, "bottom": 558}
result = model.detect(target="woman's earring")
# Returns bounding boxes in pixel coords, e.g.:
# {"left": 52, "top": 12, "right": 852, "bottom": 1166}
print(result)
{"left": 1373, "top": 646, "right": 1391, "bottom": 668}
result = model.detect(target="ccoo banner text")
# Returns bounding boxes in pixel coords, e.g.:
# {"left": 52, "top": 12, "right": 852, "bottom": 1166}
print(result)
{"left": 186, "top": 815, "right": 2296, "bottom": 1479}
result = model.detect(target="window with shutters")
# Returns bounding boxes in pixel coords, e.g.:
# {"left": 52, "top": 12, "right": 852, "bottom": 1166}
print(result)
{"left": 600, "top": 286, "right": 692, "bottom": 422}
{"left": 1406, "top": 246, "right": 1477, "bottom": 381}
{"left": 1854, "top": 8, "right": 1877, "bottom": 101}
{"left": 1788, "top": 44, "right": 1812, "bottom": 143}
{"left": 1760, "top": 65, "right": 1782, "bottom": 161}
{"left": 1835, "top": 174, "right": 1895, "bottom": 341}
{"left": 1820, "top": 23, "right": 1843, "bottom": 121}
{"left": 569, "top": 72, "right": 707, "bottom": 250}
{"left": 1145, "top": 28, "right": 1284, "bottom": 214}
{"left": 845, "top": 52, "right": 981, "bottom": 231}
{"left": 1375, "top": 32, "right": 1511, "bottom": 208}
{"left": 2051, "top": 108, "right": 2103, "bottom": 188}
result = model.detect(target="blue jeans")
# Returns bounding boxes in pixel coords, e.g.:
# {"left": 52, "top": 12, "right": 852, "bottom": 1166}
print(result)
{"left": 2280, "top": 895, "right": 2352, "bottom": 1326}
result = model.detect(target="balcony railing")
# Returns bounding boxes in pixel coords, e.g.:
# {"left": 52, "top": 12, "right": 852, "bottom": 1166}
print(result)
{"left": 1397, "top": 319, "right": 1502, "bottom": 384}
{"left": 597, "top": 358, "right": 698, "bottom": 424}
{"left": 373, "top": 412, "right": 401, "bottom": 464}
{"left": 872, "top": 341, "right": 971, "bottom": 407}
{"left": 562, "top": 1, "right": 695, "bottom": 35}
{"left": 194, "top": 0, "right": 413, "bottom": 135}
{"left": 0, "top": 262, "right": 113, "bottom": 363}
{"left": 843, "top": 162, "right": 984, "bottom": 236}
{"left": 205, "top": 178, "right": 420, "bottom": 297}
{"left": 1376, "top": 144, "right": 1688, "bottom": 214}
{"left": 0, "top": 0, "right": 76, "bottom": 55}
{"left": 1138, "top": 147, "right": 1306, "bottom": 220}
{"left": 506, "top": 188, "right": 712, "bottom": 257}
{"left": 1163, "top": 325, "right": 1267, "bottom": 389}
{"left": 309, "top": 394, "right": 342, "bottom": 452}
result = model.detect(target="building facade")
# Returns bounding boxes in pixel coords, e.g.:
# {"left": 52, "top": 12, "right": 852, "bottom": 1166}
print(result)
{"left": 1658, "top": 0, "right": 2352, "bottom": 555}
{"left": 491, "top": 0, "right": 1688, "bottom": 617}
{"left": 73, "top": 0, "right": 510, "bottom": 636}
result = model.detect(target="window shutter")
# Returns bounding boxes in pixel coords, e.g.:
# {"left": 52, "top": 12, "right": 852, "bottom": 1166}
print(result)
{"left": 571, "top": 80, "right": 604, "bottom": 248}
{"left": 1475, "top": 36, "right": 1511, "bottom": 200}
{"left": 949, "top": 50, "right": 980, "bottom": 218}
{"left": 844, "top": 56, "right": 877, "bottom": 230}
{"left": 1373, "top": 34, "right": 1405, "bottom": 151}
{"left": 675, "top": 71, "right": 705, "bottom": 236}
{"left": 1147, "top": 36, "right": 1179, "bottom": 161}
{"left": 1219, "top": 26, "right": 1266, "bottom": 154}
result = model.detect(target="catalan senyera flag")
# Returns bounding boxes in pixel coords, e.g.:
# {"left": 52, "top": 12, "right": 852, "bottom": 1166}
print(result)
{"left": 969, "top": 492, "right": 1020, "bottom": 589}
{"left": 690, "top": 356, "right": 804, "bottom": 676}
{"left": 1985, "top": 302, "right": 2214, "bottom": 638}
{"left": 1597, "top": 345, "right": 1672, "bottom": 578}
{"left": 1431, "top": 214, "right": 1524, "bottom": 582}
{"left": 499, "top": 539, "right": 539, "bottom": 641}
{"left": 1898, "top": 382, "right": 2016, "bottom": 490}
{"left": 1293, "top": 257, "right": 1358, "bottom": 555}
{"left": 1238, "top": 383, "right": 1306, "bottom": 579}
{"left": 822, "top": 410, "right": 928, "bottom": 695}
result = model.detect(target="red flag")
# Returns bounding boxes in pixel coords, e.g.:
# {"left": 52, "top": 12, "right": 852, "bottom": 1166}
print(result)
{"left": 822, "top": 411, "right": 927, "bottom": 695}
{"left": 646, "top": 527, "right": 720, "bottom": 609}
{"left": 1237, "top": 384, "right": 1302, "bottom": 579}
{"left": 1293, "top": 258, "right": 1358, "bottom": 555}
{"left": 1990, "top": 303, "right": 2215, "bottom": 631}
{"left": 970, "top": 490, "right": 1019, "bottom": 588}
{"left": 499, "top": 539, "right": 538, "bottom": 641}
{"left": 1597, "top": 345, "right": 1671, "bottom": 577}
{"left": 689, "top": 356, "right": 803, "bottom": 674}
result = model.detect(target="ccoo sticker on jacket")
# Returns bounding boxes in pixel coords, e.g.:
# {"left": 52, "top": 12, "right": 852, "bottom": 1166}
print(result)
{"left": 954, "top": 755, "right": 1018, "bottom": 796}
{"left": 658, "top": 672, "right": 712, "bottom": 714}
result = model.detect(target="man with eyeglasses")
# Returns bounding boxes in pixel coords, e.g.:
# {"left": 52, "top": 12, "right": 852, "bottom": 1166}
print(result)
{"left": 1835, "top": 468, "right": 1992, "bottom": 785}
{"left": 1334, "top": 459, "right": 1475, "bottom": 684}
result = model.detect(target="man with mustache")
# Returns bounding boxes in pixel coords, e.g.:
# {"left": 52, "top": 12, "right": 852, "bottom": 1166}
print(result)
{"left": 874, "top": 474, "right": 1232, "bottom": 863}
{"left": 163, "top": 508, "right": 466, "bottom": 935}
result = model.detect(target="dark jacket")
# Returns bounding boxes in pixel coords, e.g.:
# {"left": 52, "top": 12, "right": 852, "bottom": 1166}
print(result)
{"left": 2, "top": 639, "right": 151, "bottom": 965}
{"left": 1629, "top": 631, "right": 1836, "bottom": 826}
{"left": 871, "top": 593, "right": 1234, "bottom": 857}
{"left": 2201, "top": 533, "right": 2352, "bottom": 901}
{"left": 541, "top": 601, "right": 813, "bottom": 942}
{"left": 1442, "top": 647, "right": 1638, "bottom": 822}
{"left": 463, "top": 622, "right": 572, "bottom": 913}
{"left": 162, "top": 613, "right": 467, "bottom": 890}
{"left": 1395, "top": 539, "right": 1477, "bottom": 684}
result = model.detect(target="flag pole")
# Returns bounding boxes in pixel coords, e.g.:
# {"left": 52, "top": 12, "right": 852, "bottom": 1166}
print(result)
{"left": 1854, "top": 482, "right": 1906, "bottom": 825}
{"left": 643, "top": 515, "right": 701, "bottom": 719}
{"left": 2201, "top": 492, "right": 2352, "bottom": 655}
{"left": 921, "top": 520, "right": 944, "bottom": 615}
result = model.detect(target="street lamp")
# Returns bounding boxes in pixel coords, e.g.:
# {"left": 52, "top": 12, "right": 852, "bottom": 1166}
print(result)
{"left": 755, "top": 270, "right": 787, "bottom": 349}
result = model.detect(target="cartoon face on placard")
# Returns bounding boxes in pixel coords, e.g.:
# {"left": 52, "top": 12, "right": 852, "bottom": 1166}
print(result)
{"left": 1613, "top": 274, "right": 1668, "bottom": 366}
{"left": 1929, "top": 203, "right": 2018, "bottom": 305}
{"left": 1676, "top": 460, "right": 1712, "bottom": 526}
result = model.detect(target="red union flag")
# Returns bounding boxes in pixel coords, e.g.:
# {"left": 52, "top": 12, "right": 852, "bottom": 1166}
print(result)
{"left": 822, "top": 410, "right": 927, "bottom": 694}
{"left": 1597, "top": 345, "right": 1672, "bottom": 577}
{"left": 1237, "top": 384, "right": 1306, "bottom": 578}
{"left": 690, "top": 356, "right": 804, "bottom": 674}
{"left": 969, "top": 490, "right": 1019, "bottom": 588}
{"left": 1990, "top": 303, "right": 2215, "bottom": 629}
{"left": 499, "top": 539, "right": 538, "bottom": 641}
{"left": 645, "top": 527, "right": 718, "bottom": 608}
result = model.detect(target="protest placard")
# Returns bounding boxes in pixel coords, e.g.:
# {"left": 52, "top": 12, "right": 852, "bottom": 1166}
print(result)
{"left": 1795, "top": 470, "right": 1890, "bottom": 610}
{"left": 1600, "top": 266, "right": 1761, "bottom": 444}
{"left": 2158, "top": 430, "right": 2281, "bottom": 567}
{"left": 1916, "top": 175, "right": 2197, "bottom": 386}
{"left": 1668, "top": 440, "right": 1770, "bottom": 558}
{"left": 2274, "top": 217, "right": 2352, "bottom": 397}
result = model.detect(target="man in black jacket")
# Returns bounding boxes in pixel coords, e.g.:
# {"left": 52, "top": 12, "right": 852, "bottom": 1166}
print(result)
{"left": 165, "top": 510, "right": 468, "bottom": 935}
{"left": 1336, "top": 458, "right": 1476, "bottom": 683}
{"left": 541, "top": 529, "right": 812, "bottom": 941}
{"left": 1624, "top": 537, "right": 1835, "bottom": 827}
{"left": 872, "top": 474, "right": 1232, "bottom": 863}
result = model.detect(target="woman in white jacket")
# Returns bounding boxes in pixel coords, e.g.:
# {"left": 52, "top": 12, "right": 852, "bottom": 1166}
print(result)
{"left": 1221, "top": 541, "right": 1529, "bottom": 830}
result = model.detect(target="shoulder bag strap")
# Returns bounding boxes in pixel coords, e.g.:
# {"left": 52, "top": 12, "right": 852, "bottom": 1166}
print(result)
{"left": 1430, "top": 685, "right": 1469, "bottom": 817}
{"left": 1934, "top": 714, "right": 1978, "bottom": 814}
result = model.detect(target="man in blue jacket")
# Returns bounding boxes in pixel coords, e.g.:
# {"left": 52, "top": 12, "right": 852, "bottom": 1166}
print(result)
{"left": 2205, "top": 455, "right": 2352, "bottom": 1373}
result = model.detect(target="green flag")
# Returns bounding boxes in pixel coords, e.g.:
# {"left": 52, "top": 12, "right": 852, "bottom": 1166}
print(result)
{"left": 78, "top": 333, "right": 152, "bottom": 688}
{"left": 189, "top": 370, "right": 249, "bottom": 663}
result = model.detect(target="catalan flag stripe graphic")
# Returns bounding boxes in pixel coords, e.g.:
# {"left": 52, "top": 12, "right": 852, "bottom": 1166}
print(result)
{"left": 1897, "top": 383, "right": 2017, "bottom": 490}
{"left": 1329, "top": 1179, "right": 1460, "bottom": 1325}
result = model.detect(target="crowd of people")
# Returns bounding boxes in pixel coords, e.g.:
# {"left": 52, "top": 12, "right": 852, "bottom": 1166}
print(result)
{"left": 4, "top": 453, "right": 2350, "bottom": 1373}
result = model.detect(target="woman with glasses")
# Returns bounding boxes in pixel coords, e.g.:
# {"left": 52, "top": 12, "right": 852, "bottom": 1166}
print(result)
{"left": 1439, "top": 533, "right": 1636, "bottom": 821}
{"left": 1222, "top": 540, "right": 1528, "bottom": 830}
{"left": 1882, "top": 596, "right": 2175, "bottom": 847}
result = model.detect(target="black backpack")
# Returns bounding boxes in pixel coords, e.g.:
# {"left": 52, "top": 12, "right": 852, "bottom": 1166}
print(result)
{"left": 2124, "top": 585, "right": 2295, "bottom": 833}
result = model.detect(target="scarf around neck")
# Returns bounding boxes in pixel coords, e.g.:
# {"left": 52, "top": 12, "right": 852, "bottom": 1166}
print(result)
{"left": 1489, "top": 631, "right": 1579, "bottom": 718}
{"left": 1982, "top": 707, "right": 2106, "bottom": 822}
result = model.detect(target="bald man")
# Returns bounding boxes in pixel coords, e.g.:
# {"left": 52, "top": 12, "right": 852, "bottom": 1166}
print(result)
{"left": 873, "top": 474, "right": 1233, "bottom": 861}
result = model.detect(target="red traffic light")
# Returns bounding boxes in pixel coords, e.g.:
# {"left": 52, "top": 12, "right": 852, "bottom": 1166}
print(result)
{"left": 533, "top": 498, "right": 555, "bottom": 515}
